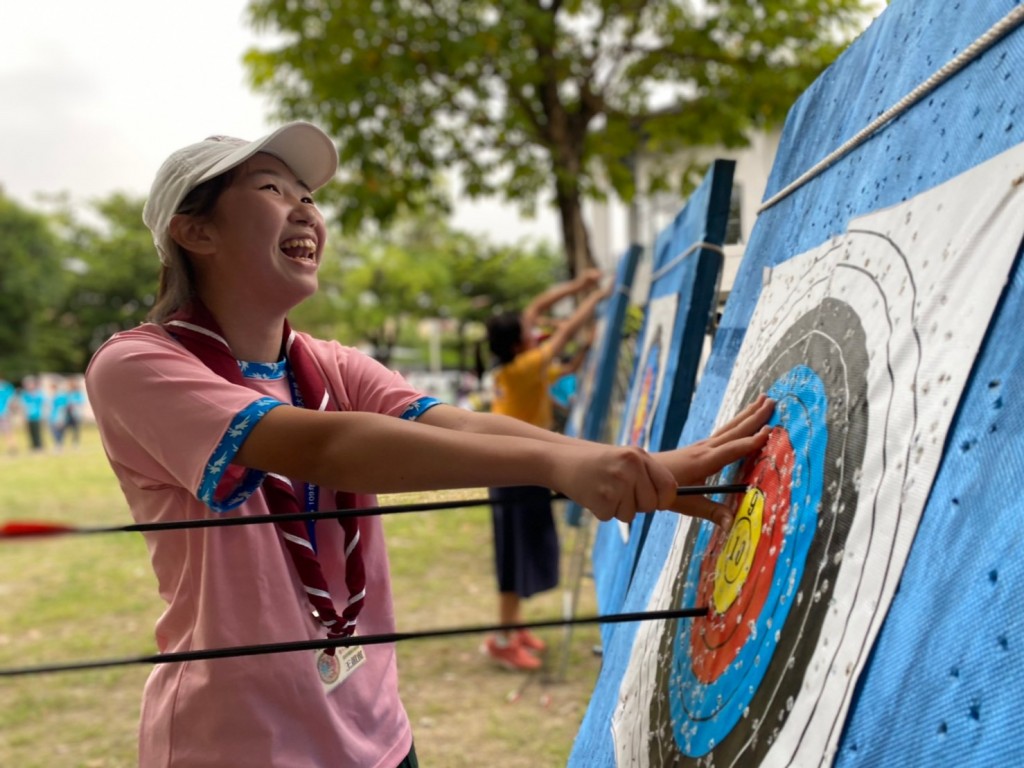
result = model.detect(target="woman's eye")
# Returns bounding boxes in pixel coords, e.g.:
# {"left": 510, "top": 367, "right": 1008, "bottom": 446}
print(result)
{"left": 302, "top": 196, "right": 315, "bottom": 205}
{"left": 261, "top": 183, "right": 280, "bottom": 193}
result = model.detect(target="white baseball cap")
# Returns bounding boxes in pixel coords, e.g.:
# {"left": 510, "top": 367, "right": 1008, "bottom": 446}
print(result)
{"left": 142, "top": 121, "right": 339, "bottom": 264}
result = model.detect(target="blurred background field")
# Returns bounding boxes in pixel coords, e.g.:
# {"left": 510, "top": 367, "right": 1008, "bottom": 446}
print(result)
{"left": 0, "top": 426, "right": 602, "bottom": 767}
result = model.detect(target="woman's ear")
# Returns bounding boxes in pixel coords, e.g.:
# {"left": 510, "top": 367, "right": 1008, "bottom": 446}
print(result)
{"left": 168, "top": 213, "right": 216, "bottom": 257}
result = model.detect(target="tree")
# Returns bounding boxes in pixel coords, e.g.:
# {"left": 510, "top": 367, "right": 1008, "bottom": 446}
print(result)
{"left": 291, "top": 214, "right": 562, "bottom": 367}
{"left": 0, "top": 192, "right": 68, "bottom": 378}
{"left": 244, "top": 0, "right": 872, "bottom": 276}
{"left": 295, "top": 235, "right": 449, "bottom": 366}
{"left": 42, "top": 194, "right": 160, "bottom": 372}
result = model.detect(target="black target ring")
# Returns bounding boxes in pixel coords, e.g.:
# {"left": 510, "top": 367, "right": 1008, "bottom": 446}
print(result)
{"left": 645, "top": 297, "right": 869, "bottom": 766}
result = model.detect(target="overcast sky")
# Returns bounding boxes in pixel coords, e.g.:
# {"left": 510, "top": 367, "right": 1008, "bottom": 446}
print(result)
{"left": 0, "top": 0, "right": 559, "bottom": 244}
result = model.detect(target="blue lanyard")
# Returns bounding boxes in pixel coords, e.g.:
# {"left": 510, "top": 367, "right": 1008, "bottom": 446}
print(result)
{"left": 286, "top": 368, "right": 321, "bottom": 552}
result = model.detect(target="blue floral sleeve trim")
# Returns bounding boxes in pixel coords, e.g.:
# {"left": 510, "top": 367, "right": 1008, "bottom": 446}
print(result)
{"left": 238, "top": 359, "right": 287, "bottom": 380}
{"left": 198, "top": 397, "right": 285, "bottom": 512}
{"left": 400, "top": 396, "right": 442, "bottom": 421}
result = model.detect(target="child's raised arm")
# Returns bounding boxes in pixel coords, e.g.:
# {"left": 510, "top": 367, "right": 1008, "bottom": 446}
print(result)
{"left": 521, "top": 268, "right": 603, "bottom": 332}
{"left": 540, "top": 283, "right": 610, "bottom": 362}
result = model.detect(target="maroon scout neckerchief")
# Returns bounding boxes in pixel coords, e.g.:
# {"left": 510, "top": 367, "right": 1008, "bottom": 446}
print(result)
{"left": 164, "top": 300, "right": 365, "bottom": 652}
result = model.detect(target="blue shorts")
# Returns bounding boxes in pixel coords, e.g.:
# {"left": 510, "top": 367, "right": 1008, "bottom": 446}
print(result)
{"left": 489, "top": 485, "right": 560, "bottom": 598}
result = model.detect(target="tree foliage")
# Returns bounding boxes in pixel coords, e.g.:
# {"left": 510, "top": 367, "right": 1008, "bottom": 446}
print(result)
{"left": 291, "top": 215, "right": 561, "bottom": 367}
{"left": 0, "top": 190, "right": 559, "bottom": 376}
{"left": 40, "top": 194, "right": 160, "bottom": 373}
{"left": 0, "top": 193, "right": 67, "bottom": 378}
{"left": 244, "top": 0, "right": 872, "bottom": 275}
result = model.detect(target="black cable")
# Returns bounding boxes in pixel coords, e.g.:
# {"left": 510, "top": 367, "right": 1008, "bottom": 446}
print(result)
{"left": 0, "top": 606, "right": 709, "bottom": 678}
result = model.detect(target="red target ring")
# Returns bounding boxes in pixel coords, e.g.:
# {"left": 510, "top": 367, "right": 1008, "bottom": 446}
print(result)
{"left": 689, "top": 427, "right": 795, "bottom": 682}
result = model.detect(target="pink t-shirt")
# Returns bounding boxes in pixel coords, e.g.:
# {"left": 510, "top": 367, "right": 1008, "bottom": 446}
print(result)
{"left": 85, "top": 323, "right": 435, "bottom": 768}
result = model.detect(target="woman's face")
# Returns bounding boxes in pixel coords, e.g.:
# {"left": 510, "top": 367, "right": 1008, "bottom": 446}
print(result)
{"left": 200, "top": 153, "right": 327, "bottom": 312}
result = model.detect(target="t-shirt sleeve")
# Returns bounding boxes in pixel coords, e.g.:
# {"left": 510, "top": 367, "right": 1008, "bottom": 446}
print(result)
{"left": 85, "top": 329, "right": 286, "bottom": 512}
{"left": 329, "top": 342, "right": 442, "bottom": 419}
{"left": 504, "top": 345, "right": 549, "bottom": 379}
{"left": 548, "top": 360, "right": 567, "bottom": 383}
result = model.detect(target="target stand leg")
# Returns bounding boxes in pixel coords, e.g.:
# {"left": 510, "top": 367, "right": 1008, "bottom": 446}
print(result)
{"left": 552, "top": 512, "right": 594, "bottom": 683}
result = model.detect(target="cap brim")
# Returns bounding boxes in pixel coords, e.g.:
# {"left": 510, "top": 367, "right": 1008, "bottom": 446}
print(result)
{"left": 195, "top": 122, "right": 338, "bottom": 192}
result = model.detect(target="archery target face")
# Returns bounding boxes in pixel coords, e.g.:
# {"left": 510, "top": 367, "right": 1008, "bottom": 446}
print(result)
{"left": 627, "top": 325, "right": 662, "bottom": 449}
{"left": 622, "top": 295, "right": 677, "bottom": 453}
{"left": 610, "top": 141, "right": 1024, "bottom": 766}
{"left": 565, "top": 312, "right": 610, "bottom": 438}
{"left": 617, "top": 297, "right": 675, "bottom": 543}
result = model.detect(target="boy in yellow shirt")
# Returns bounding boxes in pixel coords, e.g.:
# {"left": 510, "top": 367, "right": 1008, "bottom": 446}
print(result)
{"left": 483, "top": 270, "right": 608, "bottom": 670}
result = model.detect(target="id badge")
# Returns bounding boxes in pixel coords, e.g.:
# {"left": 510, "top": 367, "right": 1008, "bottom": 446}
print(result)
{"left": 315, "top": 639, "right": 366, "bottom": 694}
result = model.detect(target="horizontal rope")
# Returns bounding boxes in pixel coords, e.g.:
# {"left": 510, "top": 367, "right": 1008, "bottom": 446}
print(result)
{"left": 0, "top": 606, "right": 709, "bottom": 678}
{"left": 0, "top": 483, "right": 749, "bottom": 538}
{"left": 649, "top": 241, "right": 726, "bottom": 283}
{"left": 758, "top": 4, "right": 1024, "bottom": 213}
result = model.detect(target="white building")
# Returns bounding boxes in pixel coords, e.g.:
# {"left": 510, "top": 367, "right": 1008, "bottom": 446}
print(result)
{"left": 586, "top": 129, "right": 781, "bottom": 305}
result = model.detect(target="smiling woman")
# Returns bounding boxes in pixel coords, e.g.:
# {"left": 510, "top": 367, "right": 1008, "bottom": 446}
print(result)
{"left": 82, "top": 121, "right": 772, "bottom": 768}
{"left": 165, "top": 154, "right": 328, "bottom": 358}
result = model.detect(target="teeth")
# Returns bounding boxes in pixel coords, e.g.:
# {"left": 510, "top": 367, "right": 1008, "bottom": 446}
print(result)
{"left": 281, "top": 238, "right": 317, "bottom": 260}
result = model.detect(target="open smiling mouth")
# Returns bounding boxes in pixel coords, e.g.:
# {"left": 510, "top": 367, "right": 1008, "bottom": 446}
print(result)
{"left": 281, "top": 237, "right": 317, "bottom": 263}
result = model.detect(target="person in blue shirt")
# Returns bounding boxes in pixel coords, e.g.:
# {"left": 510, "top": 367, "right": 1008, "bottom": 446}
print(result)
{"left": 49, "top": 379, "right": 70, "bottom": 449}
{"left": 0, "top": 377, "right": 17, "bottom": 455}
{"left": 19, "top": 376, "right": 46, "bottom": 452}
{"left": 62, "top": 377, "right": 86, "bottom": 447}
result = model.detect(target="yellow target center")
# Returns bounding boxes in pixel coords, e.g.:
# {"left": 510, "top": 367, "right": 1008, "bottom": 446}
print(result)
{"left": 712, "top": 488, "right": 764, "bottom": 614}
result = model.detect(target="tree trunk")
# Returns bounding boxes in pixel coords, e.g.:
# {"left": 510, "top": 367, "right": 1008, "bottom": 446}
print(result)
{"left": 556, "top": 186, "right": 595, "bottom": 279}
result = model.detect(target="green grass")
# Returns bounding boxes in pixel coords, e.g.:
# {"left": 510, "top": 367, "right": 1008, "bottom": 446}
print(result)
{"left": 0, "top": 427, "right": 602, "bottom": 767}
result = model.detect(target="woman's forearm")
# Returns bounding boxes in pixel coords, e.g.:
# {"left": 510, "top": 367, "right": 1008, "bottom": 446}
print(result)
{"left": 236, "top": 404, "right": 683, "bottom": 523}
{"left": 238, "top": 406, "right": 563, "bottom": 493}
{"left": 418, "top": 404, "right": 583, "bottom": 447}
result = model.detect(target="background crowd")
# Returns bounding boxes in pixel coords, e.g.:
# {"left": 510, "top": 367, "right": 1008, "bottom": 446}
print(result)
{"left": 0, "top": 374, "right": 88, "bottom": 455}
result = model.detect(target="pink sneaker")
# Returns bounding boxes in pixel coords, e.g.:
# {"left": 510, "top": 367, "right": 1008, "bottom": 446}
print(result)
{"left": 515, "top": 629, "right": 547, "bottom": 653}
{"left": 482, "top": 636, "right": 542, "bottom": 671}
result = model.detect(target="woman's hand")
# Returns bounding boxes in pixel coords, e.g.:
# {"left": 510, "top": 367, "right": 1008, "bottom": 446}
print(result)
{"left": 548, "top": 442, "right": 679, "bottom": 525}
{"left": 655, "top": 394, "right": 775, "bottom": 528}
{"left": 547, "top": 395, "right": 773, "bottom": 527}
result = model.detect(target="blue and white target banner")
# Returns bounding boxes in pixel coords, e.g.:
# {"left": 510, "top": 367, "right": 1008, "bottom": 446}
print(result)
{"left": 563, "top": 245, "right": 642, "bottom": 526}
{"left": 572, "top": 2, "right": 1024, "bottom": 765}
{"left": 590, "top": 160, "right": 733, "bottom": 638}
{"left": 609, "top": 144, "right": 1024, "bottom": 765}
{"left": 564, "top": 244, "right": 642, "bottom": 445}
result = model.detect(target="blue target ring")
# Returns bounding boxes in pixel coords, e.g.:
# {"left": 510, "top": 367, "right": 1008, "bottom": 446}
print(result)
{"left": 643, "top": 298, "right": 867, "bottom": 766}
{"left": 668, "top": 365, "right": 828, "bottom": 755}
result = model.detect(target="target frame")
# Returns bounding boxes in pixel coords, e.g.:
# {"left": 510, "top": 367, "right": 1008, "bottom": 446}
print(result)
{"left": 563, "top": 245, "right": 642, "bottom": 526}
{"left": 599, "top": 145, "right": 1024, "bottom": 766}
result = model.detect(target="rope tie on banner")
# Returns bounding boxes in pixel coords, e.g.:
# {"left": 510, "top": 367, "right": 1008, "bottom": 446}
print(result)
{"left": 649, "top": 242, "right": 726, "bottom": 283}
{"left": 758, "top": 4, "right": 1024, "bottom": 214}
